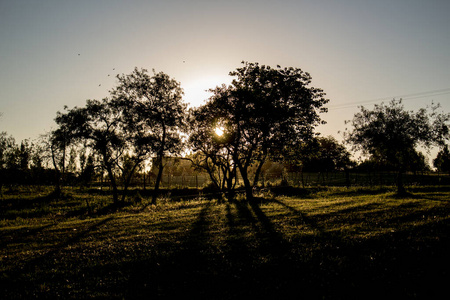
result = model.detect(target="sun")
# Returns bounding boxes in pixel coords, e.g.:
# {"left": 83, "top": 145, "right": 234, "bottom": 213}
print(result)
{"left": 182, "top": 75, "right": 232, "bottom": 107}
{"left": 214, "top": 126, "right": 224, "bottom": 137}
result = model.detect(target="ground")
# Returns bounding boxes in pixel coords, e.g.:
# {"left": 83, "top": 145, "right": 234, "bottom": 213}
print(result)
{"left": 1, "top": 186, "right": 449, "bottom": 299}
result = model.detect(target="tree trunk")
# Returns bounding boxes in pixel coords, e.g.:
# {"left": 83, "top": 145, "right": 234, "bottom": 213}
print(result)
{"left": 50, "top": 144, "right": 62, "bottom": 197}
{"left": 152, "top": 157, "right": 164, "bottom": 205}
{"left": 225, "top": 166, "right": 237, "bottom": 202}
{"left": 152, "top": 123, "right": 167, "bottom": 205}
{"left": 239, "top": 165, "right": 253, "bottom": 200}
{"left": 121, "top": 161, "right": 141, "bottom": 202}
{"left": 252, "top": 155, "right": 267, "bottom": 188}
{"left": 105, "top": 164, "right": 119, "bottom": 205}
{"left": 396, "top": 170, "right": 406, "bottom": 195}
{"left": 345, "top": 167, "right": 350, "bottom": 188}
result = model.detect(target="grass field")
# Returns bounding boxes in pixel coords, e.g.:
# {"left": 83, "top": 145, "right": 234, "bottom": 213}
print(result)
{"left": 1, "top": 186, "right": 449, "bottom": 299}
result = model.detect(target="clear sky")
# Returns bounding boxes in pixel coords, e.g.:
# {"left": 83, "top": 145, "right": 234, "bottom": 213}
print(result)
{"left": 1, "top": 0, "right": 449, "bottom": 158}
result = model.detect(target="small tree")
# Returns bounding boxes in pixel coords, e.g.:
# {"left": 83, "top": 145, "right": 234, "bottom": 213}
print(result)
{"left": 434, "top": 145, "right": 450, "bottom": 175}
{"left": 345, "top": 99, "right": 449, "bottom": 195}
{"left": 188, "top": 104, "right": 238, "bottom": 200}
{"left": 0, "top": 132, "right": 17, "bottom": 192}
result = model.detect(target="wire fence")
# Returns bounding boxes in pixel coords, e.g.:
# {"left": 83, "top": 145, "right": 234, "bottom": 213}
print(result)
{"left": 105, "top": 171, "right": 450, "bottom": 190}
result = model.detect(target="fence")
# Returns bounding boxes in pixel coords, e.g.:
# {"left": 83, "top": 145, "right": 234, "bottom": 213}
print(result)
{"left": 104, "top": 171, "right": 450, "bottom": 190}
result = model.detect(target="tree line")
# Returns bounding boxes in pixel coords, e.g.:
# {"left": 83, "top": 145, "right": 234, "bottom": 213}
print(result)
{"left": 1, "top": 62, "right": 450, "bottom": 202}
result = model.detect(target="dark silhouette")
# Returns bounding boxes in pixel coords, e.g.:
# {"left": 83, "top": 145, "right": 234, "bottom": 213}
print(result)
{"left": 110, "top": 68, "right": 187, "bottom": 204}
{"left": 434, "top": 145, "right": 450, "bottom": 175}
{"left": 55, "top": 68, "right": 187, "bottom": 205}
{"left": 55, "top": 98, "right": 126, "bottom": 204}
{"left": 344, "top": 99, "right": 450, "bottom": 195}
{"left": 189, "top": 62, "right": 329, "bottom": 200}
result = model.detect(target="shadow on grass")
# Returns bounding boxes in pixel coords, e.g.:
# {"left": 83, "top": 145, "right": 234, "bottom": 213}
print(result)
{"left": 125, "top": 200, "right": 215, "bottom": 298}
{"left": 0, "top": 223, "right": 55, "bottom": 250}
{"left": 0, "top": 190, "right": 65, "bottom": 219}
{"left": 268, "top": 198, "right": 324, "bottom": 233}
{"left": 125, "top": 198, "right": 316, "bottom": 298}
{"left": 2, "top": 216, "right": 114, "bottom": 297}
{"left": 3, "top": 193, "right": 449, "bottom": 299}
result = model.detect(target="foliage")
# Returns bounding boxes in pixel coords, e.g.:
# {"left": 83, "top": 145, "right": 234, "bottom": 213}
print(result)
{"left": 55, "top": 98, "right": 125, "bottom": 203}
{"left": 344, "top": 99, "right": 450, "bottom": 194}
{"left": 0, "top": 133, "right": 46, "bottom": 189}
{"left": 189, "top": 62, "right": 329, "bottom": 200}
{"left": 110, "top": 68, "right": 187, "bottom": 203}
{"left": 288, "top": 135, "right": 354, "bottom": 173}
{"left": 188, "top": 103, "right": 237, "bottom": 198}
{"left": 433, "top": 145, "right": 450, "bottom": 174}
{"left": 55, "top": 68, "right": 187, "bottom": 204}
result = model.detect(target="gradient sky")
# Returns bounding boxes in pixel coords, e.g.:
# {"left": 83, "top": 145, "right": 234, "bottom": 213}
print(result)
{"left": 1, "top": 0, "right": 449, "bottom": 159}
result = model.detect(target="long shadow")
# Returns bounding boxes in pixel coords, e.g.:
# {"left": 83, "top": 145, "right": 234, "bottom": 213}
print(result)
{"left": 0, "top": 223, "right": 55, "bottom": 249}
{"left": 225, "top": 198, "right": 322, "bottom": 298}
{"left": 0, "top": 190, "right": 62, "bottom": 220}
{"left": 2, "top": 216, "right": 114, "bottom": 279}
{"left": 268, "top": 198, "right": 325, "bottom": 234}
{"left": 126, "top": 201, "right": 216, "bottom": 298}
{"left": 247, "top": 198, "right": 290, "bottom": 254}
{"left": 410, "top": 193, "right": 450, "bottom": 203}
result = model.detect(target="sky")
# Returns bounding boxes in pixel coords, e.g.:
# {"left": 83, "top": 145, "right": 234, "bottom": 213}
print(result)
{"left": 1, "top": 0, "right": 449, "bottom": 160}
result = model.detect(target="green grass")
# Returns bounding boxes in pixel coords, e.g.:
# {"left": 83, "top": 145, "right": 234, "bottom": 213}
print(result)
{"left": 1, "top": 186, "right": 449, "bottom": 299}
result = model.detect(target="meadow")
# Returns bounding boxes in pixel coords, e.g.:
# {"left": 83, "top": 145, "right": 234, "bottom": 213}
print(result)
{"left": 1, "top": 186, "right": 449, "bottom": 299}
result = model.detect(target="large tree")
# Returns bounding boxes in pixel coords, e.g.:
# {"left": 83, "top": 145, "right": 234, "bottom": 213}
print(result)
{"left": 55, "top": 98, "right": 125, "bottom": 204}
{"left": 191, "top": 62, "right": 328, "bottom": 200}
{"left": 110, "top": 68, "right": 187, "bottom": 204}
{"left": 56, "top": 68, "right": 186, "bottom": 205}
{"left": 344, "top": 99, "right": 450, "bottom": 194}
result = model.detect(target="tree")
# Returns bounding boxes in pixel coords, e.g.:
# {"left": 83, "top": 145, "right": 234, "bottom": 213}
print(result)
{"left": 0, "top": 132, "right": 16, "bottom": 191}
{"left": 55, "top": 98, "right": 125, "bottom": 204}
{"left": 434, "top": 145, "right": 450, "bottom": 175}
{"left": 295, "top": 136, "right": 353, "bottom": 173}
{"left": 110, "top": 68, "right": 187, "bottom": 204}
{"left": 344, "top": 99, "right": 450, "bottom": 195}
{"left": 78, "top": 148, "right": 96, "bottom": 187}
{"left": 190, "top": 62, "right": 328, "bottom": 200}
{"left": 188, "top": 104, "right": 238, "bottom": 200}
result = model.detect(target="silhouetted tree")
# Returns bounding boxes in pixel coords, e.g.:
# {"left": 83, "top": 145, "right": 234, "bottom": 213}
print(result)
{"left": 55, "top": 99, "right": 125, "bottom": 204}
{"left": 193, "top": 62, "right": 328, "bottom": 200}
{"left": 0, "top": 132, "right": 16, "bottom": 192}
{"left": 434, "top": 145, "right": 450, "bottom": 175}
{"left": 78, "top": 147, "right": 96, "bottom": 187}
{"left": 38, "top": 130, "right": 71, "bottom": 195}
{"left": 188, "top": 104, "right": 237, "bottom": 200}
{"left": 110, "top": 68, "right": 187, "bottom": 204}
{"left": 344, "top": 99, "right": 449, "bottom": 195}
{"left": 297, "top": 136, "right": 353, "bottom": 172}
{"left": 56, "top": 68, "right": 186, "bottom": 204}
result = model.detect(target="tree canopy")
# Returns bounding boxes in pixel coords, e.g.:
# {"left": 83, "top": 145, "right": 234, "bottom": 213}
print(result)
{"left": 55, "top": 68, "right": 187, "bottom": 204}
{"left": 189, "top": 61, "right": 329, "bottom": 199}
{"left": 344, "top": 99, "right": 450, "bottom": 194}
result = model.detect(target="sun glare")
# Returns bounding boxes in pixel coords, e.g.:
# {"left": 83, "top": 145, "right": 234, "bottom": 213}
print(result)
{"left": 183, "top": 75, "right": 232, "bottom": 107}
{"left": 215, "top": 126, "right": 224, "bottom": 137}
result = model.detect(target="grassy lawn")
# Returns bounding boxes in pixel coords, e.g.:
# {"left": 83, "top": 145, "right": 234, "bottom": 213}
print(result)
{"left": 1, "top": 186, "right": 449, "bottom": 299}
